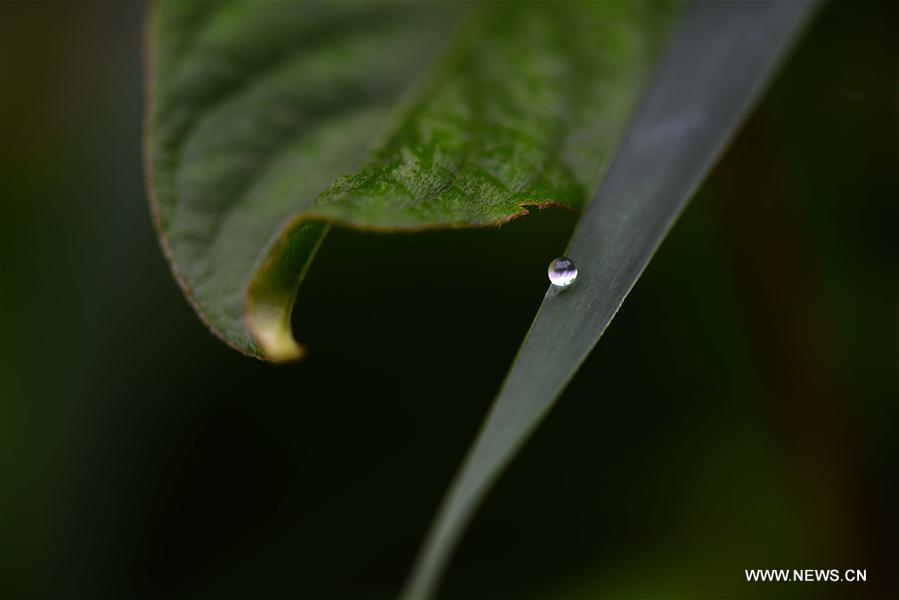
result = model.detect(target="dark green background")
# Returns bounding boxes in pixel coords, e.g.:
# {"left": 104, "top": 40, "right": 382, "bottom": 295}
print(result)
{"left": 1, "top": 1, "right": 896, "bottom": 598}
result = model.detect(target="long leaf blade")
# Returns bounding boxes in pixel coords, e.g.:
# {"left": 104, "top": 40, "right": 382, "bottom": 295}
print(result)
{"left": 403, "top": 2, "right": 818, "bottom": 597}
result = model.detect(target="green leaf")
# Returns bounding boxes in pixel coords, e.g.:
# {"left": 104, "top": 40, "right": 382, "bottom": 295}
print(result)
{"left": 146, "top": 0, "right": 674, "bottom": 361}
{"left": 402, "top": 2, "right": 818, "bottom": 598}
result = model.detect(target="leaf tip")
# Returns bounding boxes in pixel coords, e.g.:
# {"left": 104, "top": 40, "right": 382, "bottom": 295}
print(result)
{"left": 245, "top": 303, "right": 306, "bottom": 363}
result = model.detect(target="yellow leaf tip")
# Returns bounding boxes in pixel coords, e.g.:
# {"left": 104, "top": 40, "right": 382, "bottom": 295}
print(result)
{"left": 247, "top": 307, "right": 305, "bottom": 363}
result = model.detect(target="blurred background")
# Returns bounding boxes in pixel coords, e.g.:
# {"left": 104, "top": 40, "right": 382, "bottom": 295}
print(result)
{"left": 1, "top": 1, "right": 896, "bottom": 598}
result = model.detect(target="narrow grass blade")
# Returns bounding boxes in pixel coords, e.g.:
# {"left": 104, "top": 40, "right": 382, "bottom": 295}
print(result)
{"left": 403, "top": 2, "right": 818, "bottom": 597}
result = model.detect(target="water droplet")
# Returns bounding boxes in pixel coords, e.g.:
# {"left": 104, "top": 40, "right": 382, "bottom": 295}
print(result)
{"left": 548, "top": 257, "right": 577, "bottom": 287}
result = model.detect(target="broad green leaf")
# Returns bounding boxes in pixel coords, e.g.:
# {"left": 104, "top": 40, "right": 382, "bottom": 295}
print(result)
{"left": 402, "top": 2, "right": 819, "bottom": 598}
{"left": 146, "top": 0, "right": 674, "bottom": 361}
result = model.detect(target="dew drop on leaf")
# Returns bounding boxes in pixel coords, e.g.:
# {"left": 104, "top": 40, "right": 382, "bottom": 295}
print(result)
{"left": 548, "top": 257, "right": 577, "bottom": 287}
